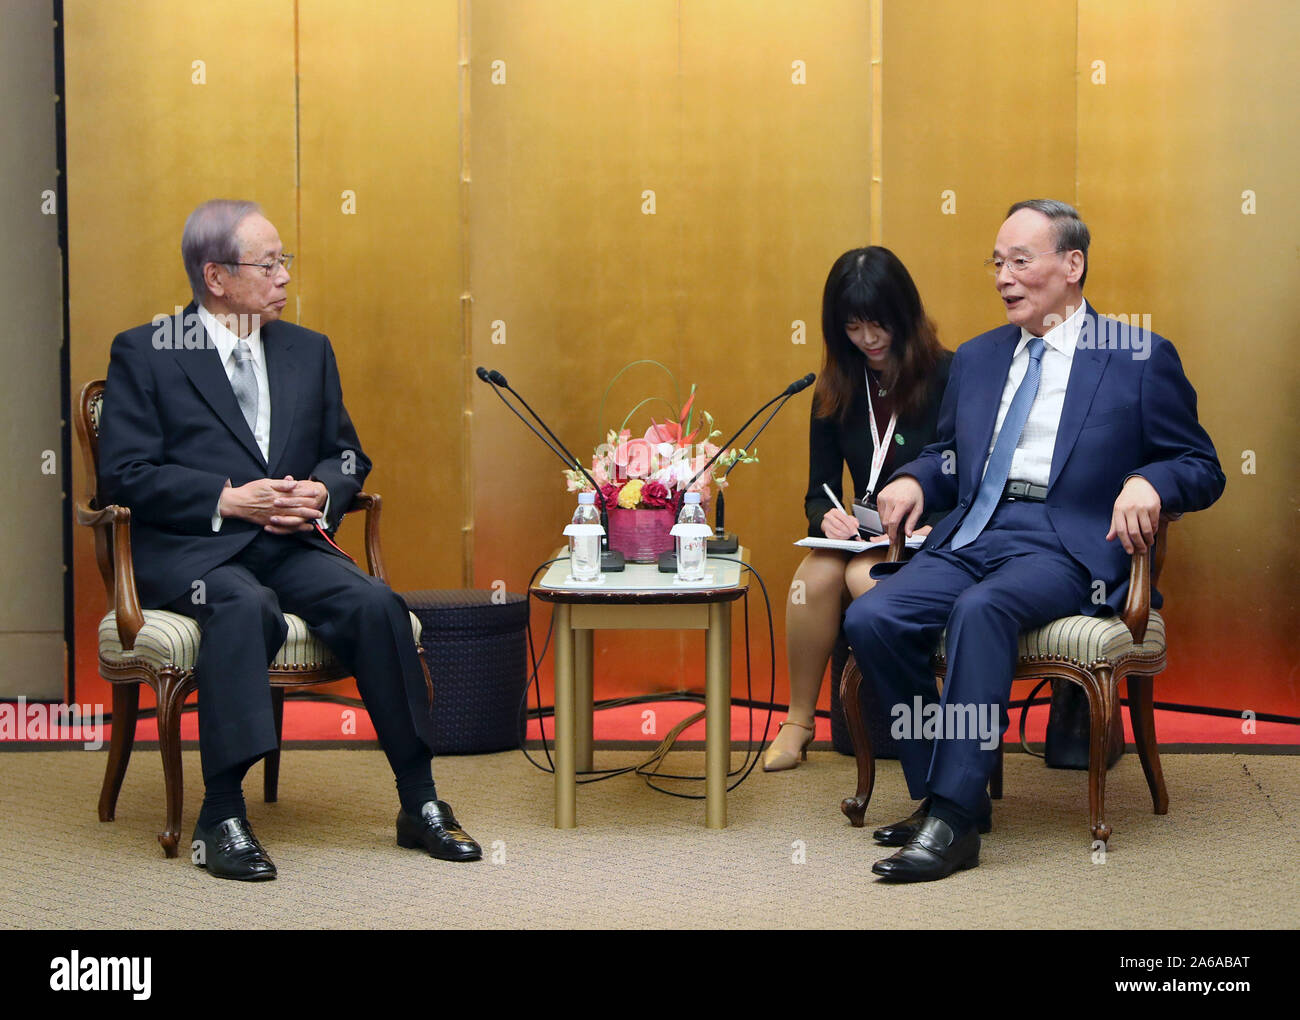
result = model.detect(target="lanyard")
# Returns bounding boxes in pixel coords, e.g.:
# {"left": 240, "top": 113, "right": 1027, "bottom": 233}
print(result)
{"left": 863, "top": 369, "right": 898, "bottom": 501}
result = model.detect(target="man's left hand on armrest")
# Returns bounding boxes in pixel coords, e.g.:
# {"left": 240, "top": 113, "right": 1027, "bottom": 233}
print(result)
{"left": 1106, "top": 474, "right": 1162, "bottom": 555}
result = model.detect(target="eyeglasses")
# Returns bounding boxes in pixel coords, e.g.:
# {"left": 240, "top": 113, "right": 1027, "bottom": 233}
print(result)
{"left": 983, "top": 248, "right": 1065, "bottom": 277}
{"left": 225, "top": 253, "right": 294, "bottom": 276}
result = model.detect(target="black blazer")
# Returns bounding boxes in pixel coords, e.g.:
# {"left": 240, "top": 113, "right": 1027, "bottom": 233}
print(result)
{"left": 803, "top": 350, "right": 953, "bottom": 537}
{"left": 98, "top": 303, "right": 370, "bottom": 608}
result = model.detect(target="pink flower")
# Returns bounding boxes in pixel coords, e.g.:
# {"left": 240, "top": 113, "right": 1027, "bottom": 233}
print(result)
{"left": 614, "top": 437, "right": 655, "bottom": 479}
{"left": 591, "top": 459, "right": 611, "bottom": 487}
{"left": 640, "top": 480, "right": 672, "bottom": 508}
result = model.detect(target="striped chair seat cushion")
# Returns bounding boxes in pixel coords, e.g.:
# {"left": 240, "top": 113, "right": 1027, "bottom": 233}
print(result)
{"left": 98, "top": 609, "right": 424, "bottom": 672}
{"left": 934, "top": 611, "right": 1165, "bottom": 668}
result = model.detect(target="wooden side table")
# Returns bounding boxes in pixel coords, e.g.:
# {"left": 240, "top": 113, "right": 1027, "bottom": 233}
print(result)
{"left": 531, "top": 548, "right": 750, "bottom": 828}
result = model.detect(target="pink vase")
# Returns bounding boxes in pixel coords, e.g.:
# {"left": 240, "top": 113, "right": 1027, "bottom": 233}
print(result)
{"left": 606, "top": 508, "right": 676, "bottom": 563}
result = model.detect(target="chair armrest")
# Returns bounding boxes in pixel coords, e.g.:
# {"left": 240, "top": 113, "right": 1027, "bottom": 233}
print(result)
{"left": 345, "top": 491, "right": 387, "bottom": 583}
{"left": 76, "top": 501, "right": 145, "bottom": 650}
{"left": 1119, "top": 515, "right": 1173, "bottom": 643}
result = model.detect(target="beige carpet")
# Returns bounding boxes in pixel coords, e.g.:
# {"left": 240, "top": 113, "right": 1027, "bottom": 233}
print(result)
{"left": 1, "top": 747, "right": 1296, "bottom": 929}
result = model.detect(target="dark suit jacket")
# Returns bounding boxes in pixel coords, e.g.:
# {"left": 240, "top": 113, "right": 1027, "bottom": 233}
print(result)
{"left": 98, "top": 303, "right": 371, "bottom": 608}
{"left": 804, "top": 350, "right": 954, "bottom": 537}
{"left": 890, "top": 306, "right": 1224, "bottom": 614}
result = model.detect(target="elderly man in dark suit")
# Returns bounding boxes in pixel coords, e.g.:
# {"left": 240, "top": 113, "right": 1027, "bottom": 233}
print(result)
{"left": 98, "top": 199, "right": 481, "bottom": 879}
{"left": 844, "top": 199, "right": 1225, "bottom": 882}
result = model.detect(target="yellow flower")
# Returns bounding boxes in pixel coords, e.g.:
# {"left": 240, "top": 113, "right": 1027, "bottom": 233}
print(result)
{"left": 617, "top": 480, "right": 644, "bottom": 508}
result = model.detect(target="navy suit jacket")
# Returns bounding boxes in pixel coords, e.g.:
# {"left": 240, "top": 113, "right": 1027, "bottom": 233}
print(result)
{"left": 890, "top": 306, "right": 1225, "bottom": 615}
{"left": 98, "top": 303, "right": 371, "bottom": 608}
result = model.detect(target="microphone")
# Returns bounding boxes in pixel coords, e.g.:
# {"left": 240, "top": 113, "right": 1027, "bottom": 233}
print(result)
{"left": 784, "top": 373, "right": 815, "bottom": 396}
{"left": 681, "top": 374, "right": 816, "bottom": 493}
{"left": 710, "top": 377, "right": 812, "bottom": 551}
{"left": 656, "top": 373, "right": 815, "bottom": 569}
{"left": 476, "top": 366, "right": 626, "bottom": 572}
{"left": 476, "top": 366, "right": 571, "bottom": 466}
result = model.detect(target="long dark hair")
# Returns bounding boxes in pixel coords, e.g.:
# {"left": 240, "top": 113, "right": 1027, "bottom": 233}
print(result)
{"left": 813, "top": 246, "right": 944, "bottom": 423}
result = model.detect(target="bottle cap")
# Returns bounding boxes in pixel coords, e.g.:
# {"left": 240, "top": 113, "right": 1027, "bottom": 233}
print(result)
{"left": 578, "top": 491, "right": 596, "bottom": 504}
{"left": 683, "top": 492, "right": 701, "bottom": 504}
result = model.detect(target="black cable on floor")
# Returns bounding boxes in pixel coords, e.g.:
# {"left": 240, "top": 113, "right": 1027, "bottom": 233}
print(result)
{"left": 516, "top": 554, "right": 780, "bottom": 795}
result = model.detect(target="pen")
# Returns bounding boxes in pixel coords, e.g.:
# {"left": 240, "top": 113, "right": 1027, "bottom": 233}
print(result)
{"left": 822, "top": 483, "right": 848, "bottom": 515}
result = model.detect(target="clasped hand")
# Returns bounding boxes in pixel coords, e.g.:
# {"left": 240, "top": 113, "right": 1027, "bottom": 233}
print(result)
{"left": 219, "top": 475, "right": 328, "bottom": 534}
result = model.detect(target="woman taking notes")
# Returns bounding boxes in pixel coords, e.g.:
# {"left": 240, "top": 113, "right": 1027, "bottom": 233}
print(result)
{"left": 765, "top": 246, "right": 952, "bottom": 772}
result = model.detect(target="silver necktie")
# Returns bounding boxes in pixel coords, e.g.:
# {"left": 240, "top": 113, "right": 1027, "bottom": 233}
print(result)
{"left": 231, "top": 340, "right": 258, "bottom": 434}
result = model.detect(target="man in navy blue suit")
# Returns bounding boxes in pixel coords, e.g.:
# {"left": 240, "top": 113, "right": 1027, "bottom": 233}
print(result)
{"left": 843, "top": 199, "right": 1224, "bottom": 882}
{"left": 99, "top": 199, "right": 481, "bottom": 879}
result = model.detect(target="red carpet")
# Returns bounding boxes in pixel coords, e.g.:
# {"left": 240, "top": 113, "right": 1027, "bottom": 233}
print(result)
{"left": 7, "top": 698, "right": 1294, "bottom": 747}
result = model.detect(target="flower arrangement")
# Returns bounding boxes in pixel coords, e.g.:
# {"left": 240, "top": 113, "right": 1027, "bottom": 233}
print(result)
{"left": 562, "top": 361, "right": 757, "bottom": 515}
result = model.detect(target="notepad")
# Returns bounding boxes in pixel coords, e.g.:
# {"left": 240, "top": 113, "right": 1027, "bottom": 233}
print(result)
{"left": 794, "top": 535, "right": 927, "bottom": 553}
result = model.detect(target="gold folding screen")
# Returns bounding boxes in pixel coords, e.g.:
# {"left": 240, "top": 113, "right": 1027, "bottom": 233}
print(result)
{"left": 66, "top": 0, "right": 300, "bottom": 699}
{"left": 65, "top": 1, "right": 1298, "bottom": 719}
{"left": 469, "top": 0, "right": 875, "bottom": 697}
{"left": 1076, "top": 0, "right": 1299, "bottom": 716}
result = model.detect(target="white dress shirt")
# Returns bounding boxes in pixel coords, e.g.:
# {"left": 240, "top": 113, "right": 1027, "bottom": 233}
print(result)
{"left": 200, "top": 303, "right": 271, "bottom": 460}
{"left": 980, "top": 301, "right": 1086, "bottom": 489}
{"left": 199, "top": 304, "right": 330, "bottom": 533}
{"left": 199, "top": 305, "right": 332, "bottom": 533}
{"left": 202, "top": 305, "right": 265, "bottom": 532}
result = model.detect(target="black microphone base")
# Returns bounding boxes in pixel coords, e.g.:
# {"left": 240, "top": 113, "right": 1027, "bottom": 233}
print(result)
{"left": 657, "top": 550, "right": 677, "bottom": 573}
{"left": 601, "top": 548, "right": 626, "bottom": 573}
{"left": 707, "top": 531, "right": 739, "bottom": 554}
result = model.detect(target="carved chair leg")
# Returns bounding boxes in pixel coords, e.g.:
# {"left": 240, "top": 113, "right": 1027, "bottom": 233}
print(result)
{"left": 838, "top": 655, "right": 875, "bottom": 827}
{"left": 264, "top": 686, "right": 285, "bottom": 803}
{"left": 98, "top": 682, "right": 140, "bottom": 822}
{"left": 1085, "top": 670, "right": 1113, "bottom": 847}
{"left": 1106, "top": 691, "right": 1126, "bottom": 768}
{"left": 1126, "top": 673, "right": 1168, "bottom": 814}
{"left": 418, "top": 646, "right": 434, "bottom": 709}
{"left": 154, "top": 668, "right": 192, "bottom": 858}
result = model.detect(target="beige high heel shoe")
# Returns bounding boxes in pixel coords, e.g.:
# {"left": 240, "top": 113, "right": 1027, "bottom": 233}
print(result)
{"left": 763, "top": 719, "right": 816, "bottom": 772}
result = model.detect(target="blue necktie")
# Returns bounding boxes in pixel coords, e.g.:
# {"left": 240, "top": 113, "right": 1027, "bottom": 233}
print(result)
{"left": 950, "top": 337, "right": 1045, "bottom": 550}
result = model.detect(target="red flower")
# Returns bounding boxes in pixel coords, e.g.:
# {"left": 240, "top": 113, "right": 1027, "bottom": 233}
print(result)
{"left": 598, "top": 483, "right": 623, "bottom": 512}
{"left": 640, "top": 480, "right": 672, "bottom": 508}
{"left": 644, "top": 421, "right": 681, "bottom": 445}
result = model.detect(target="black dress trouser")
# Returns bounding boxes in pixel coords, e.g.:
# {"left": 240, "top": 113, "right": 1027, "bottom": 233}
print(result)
{"left": 167, "top": 530, "right": 435, "bottom": 786}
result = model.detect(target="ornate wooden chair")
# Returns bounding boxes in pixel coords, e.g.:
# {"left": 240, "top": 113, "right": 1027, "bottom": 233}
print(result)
{"left": 74, "top": 379, "right": 430, "bottom": 857}
{"left": 839, "top": 520, "right": 1173, "bottom": 848}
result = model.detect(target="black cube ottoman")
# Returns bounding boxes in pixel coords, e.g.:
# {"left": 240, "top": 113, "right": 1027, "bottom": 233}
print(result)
{"left": 401, "top": 589, "right": 530, "bottom": 754}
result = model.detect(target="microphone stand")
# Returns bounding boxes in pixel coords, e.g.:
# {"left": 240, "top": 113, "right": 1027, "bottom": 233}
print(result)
{"left": 708, "top": 392, "right": 795, "bottom": 552}
{"left": 477, "top": 367, "right": 625, "bottom": 572}
{"left": 656, "top": 374, "right": 815, "bottom": 570}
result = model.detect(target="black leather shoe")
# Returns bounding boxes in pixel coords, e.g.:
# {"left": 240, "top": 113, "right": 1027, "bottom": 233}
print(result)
{"left": 873, "top": 797, "right": 992, "bottom": 846}
{"left": 396, "top": 801, "right": 482, "bottom": 862}
{"left": 872, "top": 816, "right": 980, "bottom": 882}
{"left": 191, "top": 817, "right": 277, "bottom": 881}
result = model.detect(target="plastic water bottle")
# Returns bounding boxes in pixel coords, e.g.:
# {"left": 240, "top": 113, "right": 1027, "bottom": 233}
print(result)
{"left": 569, "top": 491, "right": 602, "bottom": 581}
{"left": 675, "top": 492, "right": 708, "bottom": 581}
